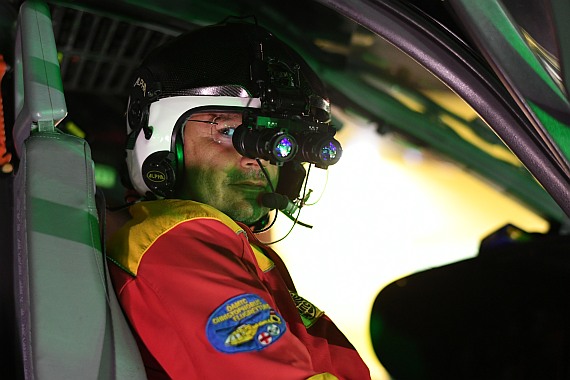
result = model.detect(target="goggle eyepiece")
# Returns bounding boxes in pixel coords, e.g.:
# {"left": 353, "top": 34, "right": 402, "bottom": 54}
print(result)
{"left": 232, "top": 113, "right": 342, "bottom": 168}
{"left": 232, "top": 125, "right": 298, "bottom": 164}
{"left": 296, "top": 134, "right": 342, "bottom": 168}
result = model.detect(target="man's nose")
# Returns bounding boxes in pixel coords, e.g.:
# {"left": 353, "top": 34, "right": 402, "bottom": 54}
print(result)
{"left": 239, "top": 154, "right": 262, "bottom": 168}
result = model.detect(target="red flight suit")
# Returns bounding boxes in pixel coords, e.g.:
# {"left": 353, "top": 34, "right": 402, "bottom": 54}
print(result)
{"left": 107, "top": 199, "right": 370, "bottom": 380}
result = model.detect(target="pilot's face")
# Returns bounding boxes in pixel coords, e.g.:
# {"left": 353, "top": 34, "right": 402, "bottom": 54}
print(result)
{"left": 179, "top": 111, "right": 278, "bottom": 225}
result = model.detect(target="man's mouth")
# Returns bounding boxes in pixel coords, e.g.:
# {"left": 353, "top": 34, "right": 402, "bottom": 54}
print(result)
{"left": 231, "top": 181, "right": 268, "bottom": 190}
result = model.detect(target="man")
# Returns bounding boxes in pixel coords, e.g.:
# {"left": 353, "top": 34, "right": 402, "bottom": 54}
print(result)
{"left": 107, "top": 21, "right": 370, "bottom": 379}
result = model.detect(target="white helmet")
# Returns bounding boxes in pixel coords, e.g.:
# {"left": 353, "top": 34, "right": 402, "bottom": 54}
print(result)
{"left": 125, "top": 22, "right": 334, "bottom": 199}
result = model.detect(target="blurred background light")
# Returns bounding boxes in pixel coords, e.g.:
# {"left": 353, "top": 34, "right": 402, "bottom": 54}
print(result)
{"left": 94, "top": 163, "right": 118, "bottom": 189}
{"left": 270, "top": 109, "right": 548, "bottom": 380}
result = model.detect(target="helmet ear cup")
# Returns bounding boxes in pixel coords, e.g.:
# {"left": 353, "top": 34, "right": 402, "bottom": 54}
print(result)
{"left": 141, "top": 151, "right": 177, "bottom": 198}
{"left": 173, "top": 122, "right": 186, "bottom": 188}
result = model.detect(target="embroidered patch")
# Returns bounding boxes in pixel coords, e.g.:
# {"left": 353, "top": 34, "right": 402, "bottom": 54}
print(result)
{"left": 206, "top": 294, "right": 286, "bottom": 353}
{"left": 289, "top": 290, "right": 324, "bottom": 328}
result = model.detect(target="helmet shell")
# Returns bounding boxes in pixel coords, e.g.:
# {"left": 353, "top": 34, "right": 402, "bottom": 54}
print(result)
{"left": 126, "top": 22, "right": 329, "bottom": 198}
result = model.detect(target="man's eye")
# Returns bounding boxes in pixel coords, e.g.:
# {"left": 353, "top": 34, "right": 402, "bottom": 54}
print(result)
{"left": 218, "top": 127, "right": 235, "bottom": 138}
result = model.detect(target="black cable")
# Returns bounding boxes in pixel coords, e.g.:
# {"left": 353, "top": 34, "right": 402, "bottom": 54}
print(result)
{"left": 262, "top": 164, "right": 314, "bottom": 245}
{"left": 256, "top": 158, "right": 276, "bottom": 193}
{"left": 105, "top": 198, "right": 142, "bottom": 212}
{"left": 254, "top": 210, "right": 278, "bottom": 234}
{"left": 253, "top": 158, "right": 279, "bottom": 234}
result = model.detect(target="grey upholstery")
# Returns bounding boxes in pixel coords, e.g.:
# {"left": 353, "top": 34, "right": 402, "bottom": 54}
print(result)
{"left": 14, "top": 132, "right": 146, "bottom": 379}
{"left": 12, "top": 1, "right": 146, "bottom": 378}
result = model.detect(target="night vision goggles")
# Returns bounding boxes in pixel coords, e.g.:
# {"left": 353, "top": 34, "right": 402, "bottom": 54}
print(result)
{"left": 233, "top": 111, "right": 342, "bottom": 168}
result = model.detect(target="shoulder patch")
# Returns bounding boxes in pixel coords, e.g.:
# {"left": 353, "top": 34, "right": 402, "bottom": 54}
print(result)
{"left": 289, "top": 290, "right": 324, "bottom": 329}
{"left": 206, "top": 294, "right": 286, "bottom": 353}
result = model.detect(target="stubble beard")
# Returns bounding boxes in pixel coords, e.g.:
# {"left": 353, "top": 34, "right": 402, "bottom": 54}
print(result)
{"left": 183, "top": 167, "right": 271, "bottom": 225}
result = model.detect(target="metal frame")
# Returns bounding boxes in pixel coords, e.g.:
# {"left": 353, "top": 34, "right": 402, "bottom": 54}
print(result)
{"left": 316, "top": 0, "right": 570, "bottom": 218}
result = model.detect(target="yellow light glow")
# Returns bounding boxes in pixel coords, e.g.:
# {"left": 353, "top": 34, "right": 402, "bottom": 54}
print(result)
{"left": 438, "top": 113, "right": 521, "bottom": 166}
{"left": 270, "top": 118, "right": 548, "bottom": 380}
{"left": 63, "top": 121, "right": 86, "bottom": 138}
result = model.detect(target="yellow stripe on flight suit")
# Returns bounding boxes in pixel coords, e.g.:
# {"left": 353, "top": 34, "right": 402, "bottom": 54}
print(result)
{"left": 307, "top": 373, "right": 339, "bottom": 380}
{"left": 107, "top": 199, "right": 245, "bottom": 276}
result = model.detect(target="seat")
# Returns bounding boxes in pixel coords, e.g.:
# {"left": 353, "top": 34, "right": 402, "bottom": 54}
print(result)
{"left": 10, "top": 1, "right": 146, "bottom": 378}
{"left": 370, "top": 224, "right": 570, "bottom": 380}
